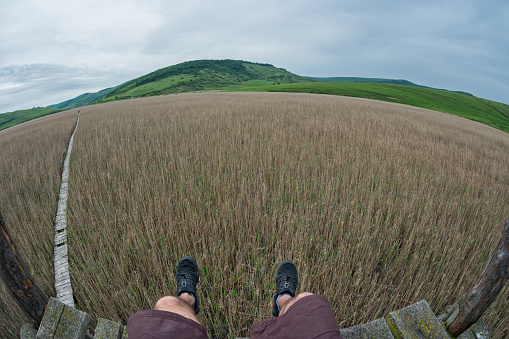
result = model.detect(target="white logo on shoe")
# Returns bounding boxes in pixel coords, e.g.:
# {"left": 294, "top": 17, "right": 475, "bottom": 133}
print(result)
{"left": 284, "top": 282, "right": 289, "bottom": 288}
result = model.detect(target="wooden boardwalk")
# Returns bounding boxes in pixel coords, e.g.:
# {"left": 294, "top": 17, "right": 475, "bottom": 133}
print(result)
{"left": 54, "top": 113, "right": 79, "bottom": 307}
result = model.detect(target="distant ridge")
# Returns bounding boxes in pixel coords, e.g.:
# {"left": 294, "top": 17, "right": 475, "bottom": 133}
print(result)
{"left": 307, "top": 76, "right": 420, "bottom": 86}
{"left": 49, "top": 87, "right": 116, "bottom": 110}
{"left": 307, "top": 76, "right": 473, "bottom": 96}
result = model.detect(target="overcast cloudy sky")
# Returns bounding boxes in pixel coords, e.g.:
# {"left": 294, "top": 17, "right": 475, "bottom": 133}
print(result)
{"left": 1, "top": 0, "right": 508, "bottom": 113}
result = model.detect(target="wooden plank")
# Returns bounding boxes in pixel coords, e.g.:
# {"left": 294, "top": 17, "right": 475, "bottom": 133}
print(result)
{"left": 36, "top": 297, "right": 65, "bottom": 338}
{"left": 0, "top": 210, "right": 47, "bottom": 324}
{"left": 37, "top": 297, "right": 90, "bottom": 339}
{"left": 447, "top": 219, "right": 509, "bottom": 337}
{"left": 121, "top": 326, "right": 128, "bottom": 339}
{"left": 385, "top": 300, "right": 449, "bottom": 338}
{"left": 94, "top": 319, "right": 123, "bottom": 339}
{"left": 53, "top": 302, "right": 90, "bottom": 338}
{"left": 54, "top": 231, "right": 67, "bottom": 246}
{"left": 20, "top": 324, "right": 38, "bottom": 339}
{"left": 341, "top": 318, "right": 395, "bottom": 338}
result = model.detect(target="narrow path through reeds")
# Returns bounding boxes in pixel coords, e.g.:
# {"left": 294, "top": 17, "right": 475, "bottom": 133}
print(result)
{"left": 54, "top": 112, "right": 80, "bottom": 307}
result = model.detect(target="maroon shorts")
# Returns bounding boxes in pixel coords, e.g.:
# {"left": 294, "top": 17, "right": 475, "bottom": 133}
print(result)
{"left": 250, "top": 294, "right": 342, "bottom": 339}
{"left": 127, "top": 310, "right": 208, "bottom": 339}
{"left": 127, "top": 295, "right": 341, "bottom": 339}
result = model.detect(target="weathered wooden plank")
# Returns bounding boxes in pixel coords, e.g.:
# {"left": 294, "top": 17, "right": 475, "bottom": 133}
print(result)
{"left": 36, "top": 297, "right": 90, "bottom": 339}
{"left": 447, "top": 219, "right": 509, "bottom": 337}
{"left": 469, "top": 319, "right": 490, "bottom": 339}
{"left": 54, "top": 261, "right": 69, "bottom": 270}
{"left": 54, "top": 302, "right": 89, "bottom": 338}
{"left": 55, "top": 266, "right": 70, "bottom": 276}
{"left": 54, "top": 249, "right": 68, "bottom": 259}
{"left": 20, "top": 323, "right": 38, "bottom": 339}
{"left": 0, "top": 211, "right": 48, "bottom": 324}
{"left": 54, "top": 231, "right": 67, "bottom": 246}
{"left": 385, "top": 300, "right": 449, "bottom": 338}
{"left": 94, "top": 318, "right": 123, "bottom": 339}
{"left": 36, "top": 297, "right": 64, "bottom": 338}
{"left": 341, "top": 318, "right": 395, "bottom": 338}
{"left": 55, "top": 280, "right": 72, "bottom": 290}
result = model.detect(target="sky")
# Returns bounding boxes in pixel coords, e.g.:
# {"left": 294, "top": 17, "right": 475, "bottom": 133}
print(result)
{"left": 1, "top": 0, "right": 508, "bottom": 113}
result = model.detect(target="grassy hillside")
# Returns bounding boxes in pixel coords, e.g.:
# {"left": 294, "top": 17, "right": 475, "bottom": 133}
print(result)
{"left": 239, "top": 82, "right": 509, "bottom": 133}
{"left": 49, "top": 87, "right": 116, "bottom": 110}
{"left": 307, "top": 77, "right": 474, "bottom": 96}
{"left": 308, "top": 76, "right": 423, "bottom": 87}
{"left": 96, "top": 59, "right": 312, "bottom": 103}
{"left": 0, "top": 107, "right": 64, "bottom": 131}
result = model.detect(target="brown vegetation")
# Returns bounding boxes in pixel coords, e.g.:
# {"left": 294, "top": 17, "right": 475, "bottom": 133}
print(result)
{"left": 0, "top": 111, "right": 78, "bottom": 337}
{"left": 1, "top": 92, "right": 508, "bottom": 338}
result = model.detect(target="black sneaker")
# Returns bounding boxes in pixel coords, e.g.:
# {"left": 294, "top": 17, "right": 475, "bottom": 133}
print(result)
{"left": 176, "top": 256, "right": 200, "bottom": 314}
{"left": 272, "top": 260, "right": 298, "bottom": 316}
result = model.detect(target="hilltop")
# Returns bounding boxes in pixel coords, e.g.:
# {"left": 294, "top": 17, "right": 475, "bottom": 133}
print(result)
{"left": 96, "top": 59, "right": 312, "bottom": 103}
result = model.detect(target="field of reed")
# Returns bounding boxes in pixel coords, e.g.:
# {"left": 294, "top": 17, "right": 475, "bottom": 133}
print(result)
{"left": 0, "top": 111, "right": 79, "bottom": 338}
{"left": 1, "top": 92, "right": 508, "bottom": 338}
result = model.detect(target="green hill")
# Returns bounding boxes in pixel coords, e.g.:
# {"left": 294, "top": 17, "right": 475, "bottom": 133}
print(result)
{"left": 0, "top": 107, "right": 64, "bottom": 132}
{"left": 96, "top": 59, "right": 312, "bottom": 103}
{"left": 238, "top": 82, "right": 509, "bottom": 133}
{"left": 49, "top": 87, "right": 116, "bottom": 110}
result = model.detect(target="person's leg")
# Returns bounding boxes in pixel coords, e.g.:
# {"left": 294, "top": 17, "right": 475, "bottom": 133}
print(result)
{"left": 153, "top": 256, "right": 202, "bottom": 323}
{"left": 250, "top": 261, "right": 342, "bottom": 338}
{"left": 272, "top": 260, "right": 299, "bottom": 317}
{"left": 127, "top": 256, "right": 208, "bottom": 339}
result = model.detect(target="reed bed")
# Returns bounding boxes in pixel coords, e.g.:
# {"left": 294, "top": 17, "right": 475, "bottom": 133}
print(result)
{"left": 65, "top": 93, "right": 509, "bottom": 338}
{"left": 0, "top": 111, "right": 79, "bottom": 338}
{"left": 1, "top": 92, "right": 508, "bottom": 338}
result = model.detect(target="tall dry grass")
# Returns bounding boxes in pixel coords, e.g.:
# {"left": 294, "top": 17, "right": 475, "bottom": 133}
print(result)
{"left": 63, "top": 93, "right": 509, "bottom": 338}
{"left": 0, "top": 92, "right": 508, "bottom": 338}
{"left": 0, "top": 111, "right": 78, "bottom": 338}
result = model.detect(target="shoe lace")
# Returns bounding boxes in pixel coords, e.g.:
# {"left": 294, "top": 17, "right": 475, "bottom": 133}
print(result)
{"left": 278, "top": 274, "right": 296, "bottom": 290}
{"left": 177, "top": 272, "right": 196, "bottom": 288}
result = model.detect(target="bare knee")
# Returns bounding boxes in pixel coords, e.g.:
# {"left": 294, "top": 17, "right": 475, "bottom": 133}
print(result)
{"left": 154, "top": 296, "right": 201, "bottom": 324}
{"left": 279, "top": 292, "right": 314, "bottom": 315}
{"left": 154, "top": 296, "right": 181, "bottom": 311}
